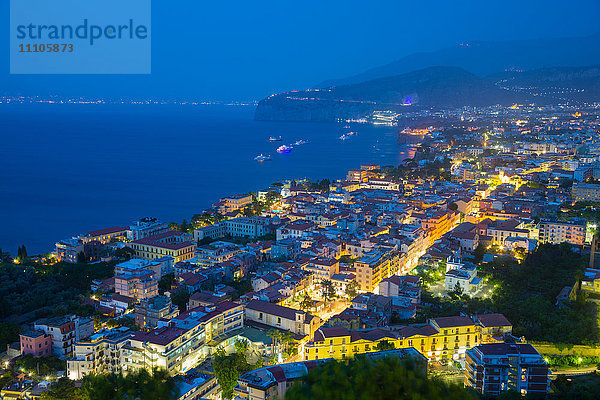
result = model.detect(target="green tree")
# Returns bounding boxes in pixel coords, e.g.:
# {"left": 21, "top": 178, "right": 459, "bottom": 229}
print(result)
{"left": 299, "top": 293, "right": 313, "bottom": 312}
{"left": 114, "top": 246, "right": 135, "bottom": 259}
{"left": 0, "top": 248, "right": 11, "bottom": 262}
{"left": 78, "top": 368, "right": 176, "bottom": 400}
{"left": 449, "top": 282, "right": 464, "bottom": 299}
{"left": 285, "top": 355, "right": 477, "bottom": 400}
{"left": 345, "top": 279, "right": 360, "bottom": 300}
{"left": 17, "top": 245, "right": 28, "bottom": 261}
{"left": 374, "top": 339, "right": 395, "bottom": 351}
{"left": 158, "top": 273, "right": 175, "bottom": 295}
{"left": 15, "top": 355, "right": 66, "bottom": 376}
{"left": 170, "top": 289, "right": 190, "bottom": 312}
{"left": 267, "top": 329, "right": 282, "bottom": 353}
{"left": 320, "top": 279, "right": 336, "bottom": 308}
{"left": 473, "top": 243, "right": 486, "bottom": 264}
{"left": 280, "top": 331, "right": 297, "bottom": 356}
{"left": 213, "top": 346, "right": 256, "bottom": 400}
{"left": 234, "top": 339, "right": 249, "bottom": 356}
{"left": 0, "top": 321, "right": 20, "bottom": 349}
{"left": 41, "top": 377, "right": 77, "bottom": 400}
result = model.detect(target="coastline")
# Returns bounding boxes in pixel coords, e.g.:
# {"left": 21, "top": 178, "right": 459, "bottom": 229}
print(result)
{"left": 0, "top": 103, "right": 408, "bottom": 254}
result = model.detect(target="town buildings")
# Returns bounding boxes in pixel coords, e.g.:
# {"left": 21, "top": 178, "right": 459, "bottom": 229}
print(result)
{"left": 122, "top": 301, "right": 244, "bottom": 375}
{"left": 33, "top": 316, "right": 77, "bottom": 359}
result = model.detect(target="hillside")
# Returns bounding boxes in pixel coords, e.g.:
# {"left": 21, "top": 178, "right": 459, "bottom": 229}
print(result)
{"left": 492, "top": 65, "right": 600, "bottom": 102}
{"left": 255, "top": 66, "right": 528, "bottom": 122}
{"left": 318, "top": 33, "right": 600, "bottom": 88}
{"left": 256, "top": 64, "right": 600, "bottom": 122}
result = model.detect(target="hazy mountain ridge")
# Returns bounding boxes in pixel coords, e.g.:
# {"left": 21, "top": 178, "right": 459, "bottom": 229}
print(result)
{"left": 317, "top": 33, "right": 600, "bottom": 88}
{"left": 255, "top": 65, "right": 600, "bottom": 122}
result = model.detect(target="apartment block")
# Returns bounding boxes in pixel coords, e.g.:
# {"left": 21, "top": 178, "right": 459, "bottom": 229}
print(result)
{"left": 538, "top": 217, "right": 586, "bottom": 246}
{"left": 301, "top": 257, "right": 340, "bottom": 284}
{"left": 572, "top": 182, "right": 600, "bottom": 203}
{"left": 115, "top": 264, "right": 158, "bottom": 302}
{"left": 135, "top": 295, "right": 180, "bottom": 330}
{"left": 67, "top": 327, "right": 133, "bottom": 380}
{"left": 123, "top": 301, "right": 244, "bottom": 375}
{"left": 355, "top": 250, "right": 391, "bottom": 292}
{"left": 465, "top": 343, "right": 549, "bottom": 397}
{"left": 129, "top": 217, "right": 170, "bottom": 241}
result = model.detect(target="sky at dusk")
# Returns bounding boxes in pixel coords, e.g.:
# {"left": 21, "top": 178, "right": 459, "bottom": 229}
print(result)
{"left": 2, "top": 0, "right": 600, "bottom": 100}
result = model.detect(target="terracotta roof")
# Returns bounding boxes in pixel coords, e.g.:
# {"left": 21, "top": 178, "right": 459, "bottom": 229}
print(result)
{"left": 315, "top": 326, "right": 350, "bottom": 341}
{"left": 477, "top": 313, "right": 512, "bottom": 328}
{"left": 88, "top": 226, "right": 129, "bottom": 237}
{"left": 430, "top": 316, "right": 474, "bottom": 328}
{"left": 246, "top": 299, "right": 307, "bottom": 321}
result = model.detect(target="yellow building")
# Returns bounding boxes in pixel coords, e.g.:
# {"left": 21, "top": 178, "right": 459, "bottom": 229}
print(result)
{"left": 302, "top": 314, "right": 512, "bottom": 362}
{"left": 422, "top": 210, "right": 459, "bottom": 243}
{"left": 131, "top": 231, "right": 196, "bottom": 263}
{"left": 219, "top": 194, "right": 253, "bottom": 213}
{"left": 355, "top": 250, "right": 391, "bottom": 292}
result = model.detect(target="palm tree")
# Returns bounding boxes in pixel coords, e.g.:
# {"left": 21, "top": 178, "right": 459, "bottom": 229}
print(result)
{"left": 280, "top": 331, "right": 296, "bottom": 356}
{"left": 267, "top": 329, "right": 282, "bottom": 361}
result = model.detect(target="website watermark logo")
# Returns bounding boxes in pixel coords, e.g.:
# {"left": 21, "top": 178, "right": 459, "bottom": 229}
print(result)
{"left": 10, "top": 0, "right": 151, "bottom": 74}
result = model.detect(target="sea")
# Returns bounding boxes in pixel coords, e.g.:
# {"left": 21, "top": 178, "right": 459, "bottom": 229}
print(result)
{"left": 0, "top": 103, "right": 413, "bottom": 254}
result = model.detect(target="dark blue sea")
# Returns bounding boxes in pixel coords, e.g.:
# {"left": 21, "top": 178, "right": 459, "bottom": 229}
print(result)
{"left": 0, "top": 104, "right": 412, "bottom": 254}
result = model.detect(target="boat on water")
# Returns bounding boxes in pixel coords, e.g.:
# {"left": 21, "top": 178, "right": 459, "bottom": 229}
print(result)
{"left": 347, "top": 131, "right": 357, "bottom": 136}
{"left": 294, "top": 139, "right": 308, "bottom": 145}
{"left": 339, "top": 134, "right": 349, "bottom": 140}
{"left": 254, "top": 154, "right": 272, "bottom": 162}
{"left": 276, "top": 145, "right": 293, "bottom": 153}
{"left": 269, "top": 136, "right": 282, "bottom": 142}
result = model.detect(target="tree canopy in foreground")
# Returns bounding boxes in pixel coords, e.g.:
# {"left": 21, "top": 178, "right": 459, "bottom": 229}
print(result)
{"left": 285, "top": 356, "right": 477, "bottom": 400}
{"left": 40, "top": 368, "right": 177, "bottom": 400}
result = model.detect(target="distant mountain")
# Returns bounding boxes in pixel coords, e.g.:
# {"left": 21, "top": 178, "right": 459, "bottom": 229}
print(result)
{"left": 492, "top": 65, "right": 600, "bottom": 102}
{"left": 317, "top": 33, "right": 600, "bottom": 88}
{"left": 255, "top": 66, "right": 528, "bottom": 121}
{"left": 255, "top": 65, "right": 600, "bottom": 122}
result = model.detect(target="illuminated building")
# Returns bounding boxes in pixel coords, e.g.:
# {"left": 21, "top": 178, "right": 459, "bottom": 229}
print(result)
{"left": 465, "top": 343, "right": 549, "bottom": 397}
{"left": 122, "top": 301, "right": 244, "bottom": 375}
{"left": 303, "top": 314, "right": 512, "bottom": 362}
{"left": 131, "top": 231, "right": 196, "bottom": 263}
